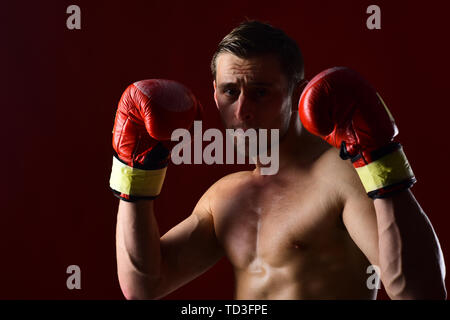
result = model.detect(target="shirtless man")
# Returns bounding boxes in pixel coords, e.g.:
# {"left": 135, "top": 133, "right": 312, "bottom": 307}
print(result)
{"left": 110, "top": 21, "right": 447, "bottom": 299}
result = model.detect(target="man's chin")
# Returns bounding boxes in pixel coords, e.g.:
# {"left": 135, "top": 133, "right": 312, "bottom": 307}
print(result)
{"left": 232, "top": 135, "right": 278, "bottom": 159}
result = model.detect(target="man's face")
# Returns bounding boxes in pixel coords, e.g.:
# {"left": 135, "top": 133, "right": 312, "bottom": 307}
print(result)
{"left": 213, "top": 53, "right": 294, "bottom": 137}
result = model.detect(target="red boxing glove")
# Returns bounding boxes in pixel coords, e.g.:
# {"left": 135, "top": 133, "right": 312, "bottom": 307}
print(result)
{"left": 299, "top": 67, "right": 416, "bottom": 198}
{"left": 109, "top": 79, "right": 199, "bottom": 201}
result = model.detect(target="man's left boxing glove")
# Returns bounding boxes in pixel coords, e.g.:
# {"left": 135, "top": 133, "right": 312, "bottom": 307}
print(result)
{"left": 109, "top": 79, "right": 199, "bottom": 202}
{"left": 299, "top": 67, "right": 416, "bottom": 199}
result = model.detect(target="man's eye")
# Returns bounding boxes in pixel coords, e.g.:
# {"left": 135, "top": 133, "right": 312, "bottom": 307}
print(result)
{"left": 224, "top": 89, "right": 238, "bottom": 96}
{"left": 257, "top": 89, "right": 267, "bottom": 97}
{"left": 254, "top": 88, "right": 268, "bottom": 98}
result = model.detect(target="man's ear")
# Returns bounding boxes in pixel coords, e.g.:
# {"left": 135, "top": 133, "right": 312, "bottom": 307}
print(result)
{"left": 213, "top": 80, "right": 219, "bottom": 108}
{"left": 291, "top": 79, "right": 309, "bottom": 111}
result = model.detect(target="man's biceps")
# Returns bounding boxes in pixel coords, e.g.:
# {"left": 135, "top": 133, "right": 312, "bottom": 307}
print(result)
{"left": 161, "top": 211, "right": 218, "bottom": 256}
{"left": 342, "top": 200, "right": 379, "bottom": 261}
{"left": 160, "top": 215, "right": 222, "bottom": 278}
{"left": 342, "top": 195, "right": 376, "bottom": 226}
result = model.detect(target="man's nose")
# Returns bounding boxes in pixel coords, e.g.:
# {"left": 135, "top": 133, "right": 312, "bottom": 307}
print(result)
{"left": 234, "top": 92, "right": 254, "bottom": 122}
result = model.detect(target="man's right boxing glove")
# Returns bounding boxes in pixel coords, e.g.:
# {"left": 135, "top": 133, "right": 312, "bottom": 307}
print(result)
{"left": 109, "top": 79, "right": 199, "bottom": 202}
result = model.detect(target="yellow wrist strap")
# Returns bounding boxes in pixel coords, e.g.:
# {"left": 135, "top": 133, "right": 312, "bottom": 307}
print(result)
{"left": 109, "top": 156, "right": 167, "bottom": 197}
{"left": 355, "top": 147, "right": 415, "bottom": 194}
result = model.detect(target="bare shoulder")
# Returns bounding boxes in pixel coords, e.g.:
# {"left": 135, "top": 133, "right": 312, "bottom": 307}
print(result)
{"left": 194, "top": 170, "right": 254, "bottom": 215}
{"left": 308, "top": 146, "right": 376, "bottom": 221}
{"left": 312, "top": 146, "right": 379, "bottom": 250}
{"left": 315, "top": 149, "right": 380, "bottom": 265}
{"left": 312, "top": 147, "right": 368, "bottom": 200}
{"left": 208, "top": 170, "right": 254, "bottom": 200}
{"left": 210, "top": 170, "right": 254, "bottom": 192}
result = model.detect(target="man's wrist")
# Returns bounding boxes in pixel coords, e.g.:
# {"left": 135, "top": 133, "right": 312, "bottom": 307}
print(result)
{"left": 353, "top": 144, "right": 416, "bottom": 199}
{"left": 110, "top": 155, "right": 167, "bottom": 202}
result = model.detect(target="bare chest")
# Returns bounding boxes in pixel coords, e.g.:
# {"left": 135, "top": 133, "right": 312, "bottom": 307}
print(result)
{"left": 213, "top": 174, "right": 343, "bottom": 271}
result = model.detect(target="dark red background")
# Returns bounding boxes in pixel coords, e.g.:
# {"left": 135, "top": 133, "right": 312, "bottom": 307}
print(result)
{"left": 2, "top": 0, "right": 449, "bottom": 299}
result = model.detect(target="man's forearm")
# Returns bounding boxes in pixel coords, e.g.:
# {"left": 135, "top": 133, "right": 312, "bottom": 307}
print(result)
{"left": 116, "top": 199, "right": 162, "bottom": 299}
{"left": 374, "top": 190, "right": 446, "bottom": 299}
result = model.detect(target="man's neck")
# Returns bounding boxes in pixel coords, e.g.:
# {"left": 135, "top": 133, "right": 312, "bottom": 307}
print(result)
{"left": 254, "top": 112, "right": 330, "bottom": 176}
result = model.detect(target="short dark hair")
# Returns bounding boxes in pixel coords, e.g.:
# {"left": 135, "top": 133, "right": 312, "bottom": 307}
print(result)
{"left": 211, "top": 20, "right": 304, "bottom": 90}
